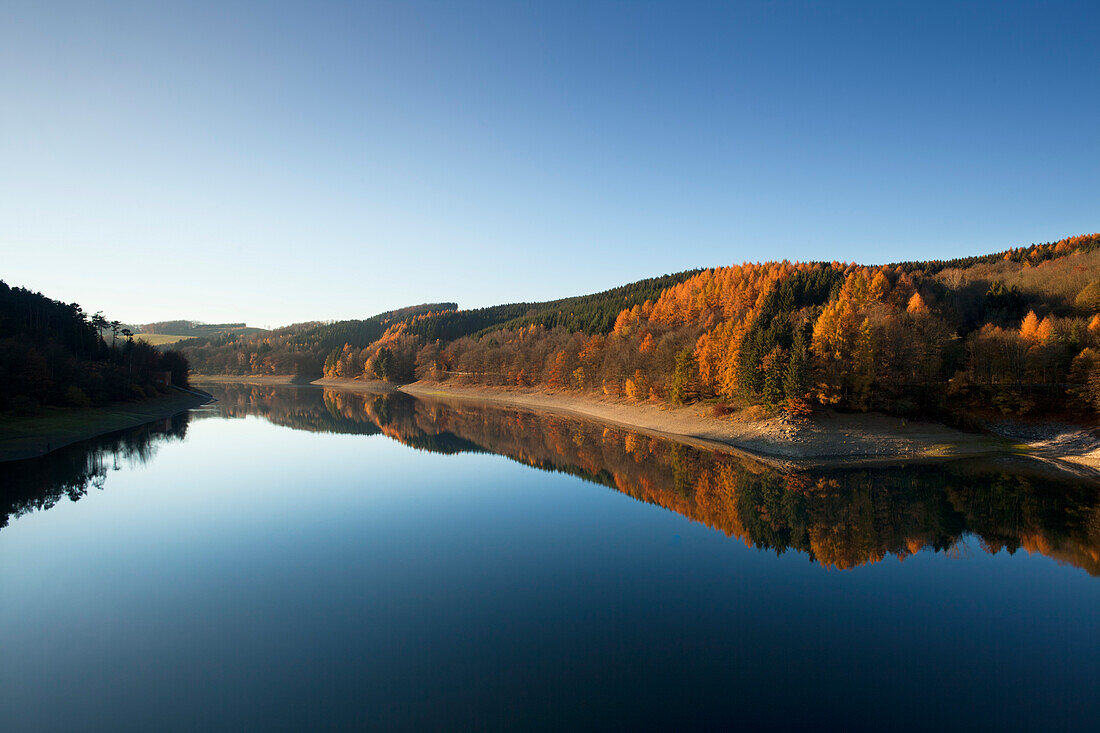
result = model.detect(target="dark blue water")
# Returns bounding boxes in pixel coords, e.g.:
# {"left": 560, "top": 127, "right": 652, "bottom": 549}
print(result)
{"left": 1, "top": 385, "right": 1098, "bottom": 731}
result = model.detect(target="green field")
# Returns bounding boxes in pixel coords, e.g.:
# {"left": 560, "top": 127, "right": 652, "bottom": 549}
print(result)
{"left": 95, "top": 324, "right": 269, "bottom": 348}
{"left": 135, "top": 333, "right": 192, "bottom": 346}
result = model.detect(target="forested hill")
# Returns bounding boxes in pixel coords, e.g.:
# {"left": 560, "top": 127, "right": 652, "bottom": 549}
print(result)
{"left": 182, "top": 232, "right": 1100, "bottom": 422}
{"left": 180, "top": 302, "right": 458, "bottom": 376}
{"left": 297, "top": 302, "right": 459, "bottom": 354}
{"left": 180, "top": 271, "right": 700, "bottom": 377}
{"left": 0, "top": 281, "right": 190, "bottom": 415}
{"left": 402, "top": 270, "right": 703, "bottom": 341}
{"left": 891, "top": 232, "right": 1100, "bottom": 277}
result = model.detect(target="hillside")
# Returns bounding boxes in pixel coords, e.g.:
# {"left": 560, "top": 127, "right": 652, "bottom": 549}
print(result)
{"left": 180, "top": 303, "right": 457, "bottom": 377}
{"left": 181, "top": 271, "right": 700, "bottom": 379}
{"left": 397, "top": 270, "right": 702, "bottom": 343}
{"left": 182, "top": 233, "right": 1100, "bottom": 423}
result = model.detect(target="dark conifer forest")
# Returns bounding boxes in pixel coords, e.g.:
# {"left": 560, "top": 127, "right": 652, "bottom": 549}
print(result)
{"left": 0, "top": 281, "right": 190, "bottom": 415}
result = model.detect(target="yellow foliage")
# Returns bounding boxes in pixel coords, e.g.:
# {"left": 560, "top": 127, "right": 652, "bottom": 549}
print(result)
{"left": 906, "top": 292, "right": 929, "bottom": 315}
{"left": 1020, "top": 310, "right": 1040, "bottom": 340}
{"left": 870, "top": 270, "right": 891, "bottom": 301}
{"left": 694, "top": 315, "right": 752, "bottom": 398}
{"left": 624, "top": 378, "right": 640, "bottom": 401}
{"left": 1035, "top": 316, "right": 1055, "bottom": 343}
{"left": 623, "top": 370, "right": 649, "bottom": 402}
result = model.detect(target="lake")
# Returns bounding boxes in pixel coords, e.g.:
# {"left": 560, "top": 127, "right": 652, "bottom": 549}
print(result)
{"left": 2, "top": 383, "right": 1098, "bottom": 731}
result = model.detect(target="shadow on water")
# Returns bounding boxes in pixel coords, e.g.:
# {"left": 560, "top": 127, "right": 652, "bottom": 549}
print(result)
{"left": 0, "top": 413, "right": 190, "bottom": 532}
{"left": 7, "top": 382, "right": 1100, "bottom": 576}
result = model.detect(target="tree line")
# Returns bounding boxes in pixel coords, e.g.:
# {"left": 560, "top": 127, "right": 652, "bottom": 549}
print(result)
{"left": 179, "top": 303, "right": 457, "bottom": 378}
{"left": 338, "top": 234, "right": 1100, "bottom": 420}
{"left": 0, "top": 280, "right": 190, "bottom": 415}
{"left": 180, "top": 272, "right": 701, "bottom": 380}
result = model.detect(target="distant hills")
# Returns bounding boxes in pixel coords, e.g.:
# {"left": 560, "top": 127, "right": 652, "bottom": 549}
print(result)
{"left": 179, "top": 271, "right": 695, "bottom": 378}
{"left": 118, "top": 320, "right": 269, "bottom": 346}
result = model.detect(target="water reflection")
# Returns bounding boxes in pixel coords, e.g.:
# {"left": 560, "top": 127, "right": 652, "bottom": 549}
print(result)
{"left": 0, "top": 413, "right": 190, "bottom": 531}
{"left": 198, "top": 384, "right": 1100, "bottom": 576}
{"left": 5, "top": 384, "right": 1099, "bottom": 576}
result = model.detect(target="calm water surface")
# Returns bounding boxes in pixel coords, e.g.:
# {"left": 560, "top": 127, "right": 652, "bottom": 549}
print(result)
{"left": 2, "top": 384, "right": 1099, "bottom": 731}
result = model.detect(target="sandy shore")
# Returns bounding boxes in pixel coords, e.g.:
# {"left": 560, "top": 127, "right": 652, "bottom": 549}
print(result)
{"left": 400, "top": 382, "right": 1100, "bottom": 476}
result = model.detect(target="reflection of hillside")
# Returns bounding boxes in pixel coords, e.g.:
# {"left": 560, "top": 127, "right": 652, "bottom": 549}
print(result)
{"left": 386, "top": 398, "right": 1100, "bottom": 575}
{"left": 196, "top": 384, "right": 384, "bottom": 438}
{"left": 0, "top": 414, "right": 189, "bottom": 530}
{"left": 21, "top": 384, "right": 1094, "bottom": 576}
{"left": 205, "top": 384, "right": 1100, "bottom": 575}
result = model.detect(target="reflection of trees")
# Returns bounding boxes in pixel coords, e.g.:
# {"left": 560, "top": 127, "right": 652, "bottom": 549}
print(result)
{"left": 193, "top": 384, "right": 384, "bottom": 436}
{"left": 127, "top": 386, "right": 1100, "bottom": 575}
{"left": 199, "top": 385, "right": 486, "bottom": 453}
{"left": 0, "top": 413, "right": 189, "bottom": 530}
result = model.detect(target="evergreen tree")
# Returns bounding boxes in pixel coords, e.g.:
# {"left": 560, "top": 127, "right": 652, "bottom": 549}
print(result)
{"left": 669, "top": 348, "right": 697, "bottom": 405}
{"left": 783, "top": 324, "right": 811, "bottom": 415}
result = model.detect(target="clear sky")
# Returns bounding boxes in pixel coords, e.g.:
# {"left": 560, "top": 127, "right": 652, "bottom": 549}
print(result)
{"left": 2, "top": 1, "right": 1098, "bottom": 327}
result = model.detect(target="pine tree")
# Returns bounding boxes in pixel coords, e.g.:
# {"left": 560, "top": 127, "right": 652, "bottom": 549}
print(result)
{"left": 852, "top": 318, "right": 875, "bottom": 410}
{"left": 783, "top": 325, "right": 811, "bottom": 415}
{"left": 761, "top": 346, "right": 786, "bottom": 408}
{"left": 669, "top": 348, "right": 697, "bottom": 405}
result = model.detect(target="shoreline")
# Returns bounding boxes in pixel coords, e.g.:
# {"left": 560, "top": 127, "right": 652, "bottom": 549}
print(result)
{"left": 190, "top": 375, "right": 400, "bottom": 394}
{"left": 313, "top": 377, "right": 399, "bottom": 393}
{"left": 191, "top": 374, "right": 399, "bottom": 393}
{"left": 399, "top": 382, "right": 1100, "bottom": 477}
{"left": 188, "top": 374, "right": 310, "bottom": 385}
{"left": 0, "top": 388, "right": 213, "bottom": 463}
{"left": 187, "top": 374, "right": 1100, "bottom": 477}
{"left": 398, "top": 382, "right": 1007, "bottom": 464}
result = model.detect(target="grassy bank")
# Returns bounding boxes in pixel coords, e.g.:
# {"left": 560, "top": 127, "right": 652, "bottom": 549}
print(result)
{"left": 0, "top": 389, "right": 212, "bottom": 462}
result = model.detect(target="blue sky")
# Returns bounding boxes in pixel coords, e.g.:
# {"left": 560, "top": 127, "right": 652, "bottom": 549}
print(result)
{"left": 2, "top": 1, "right": 1098, "bottom": 327}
